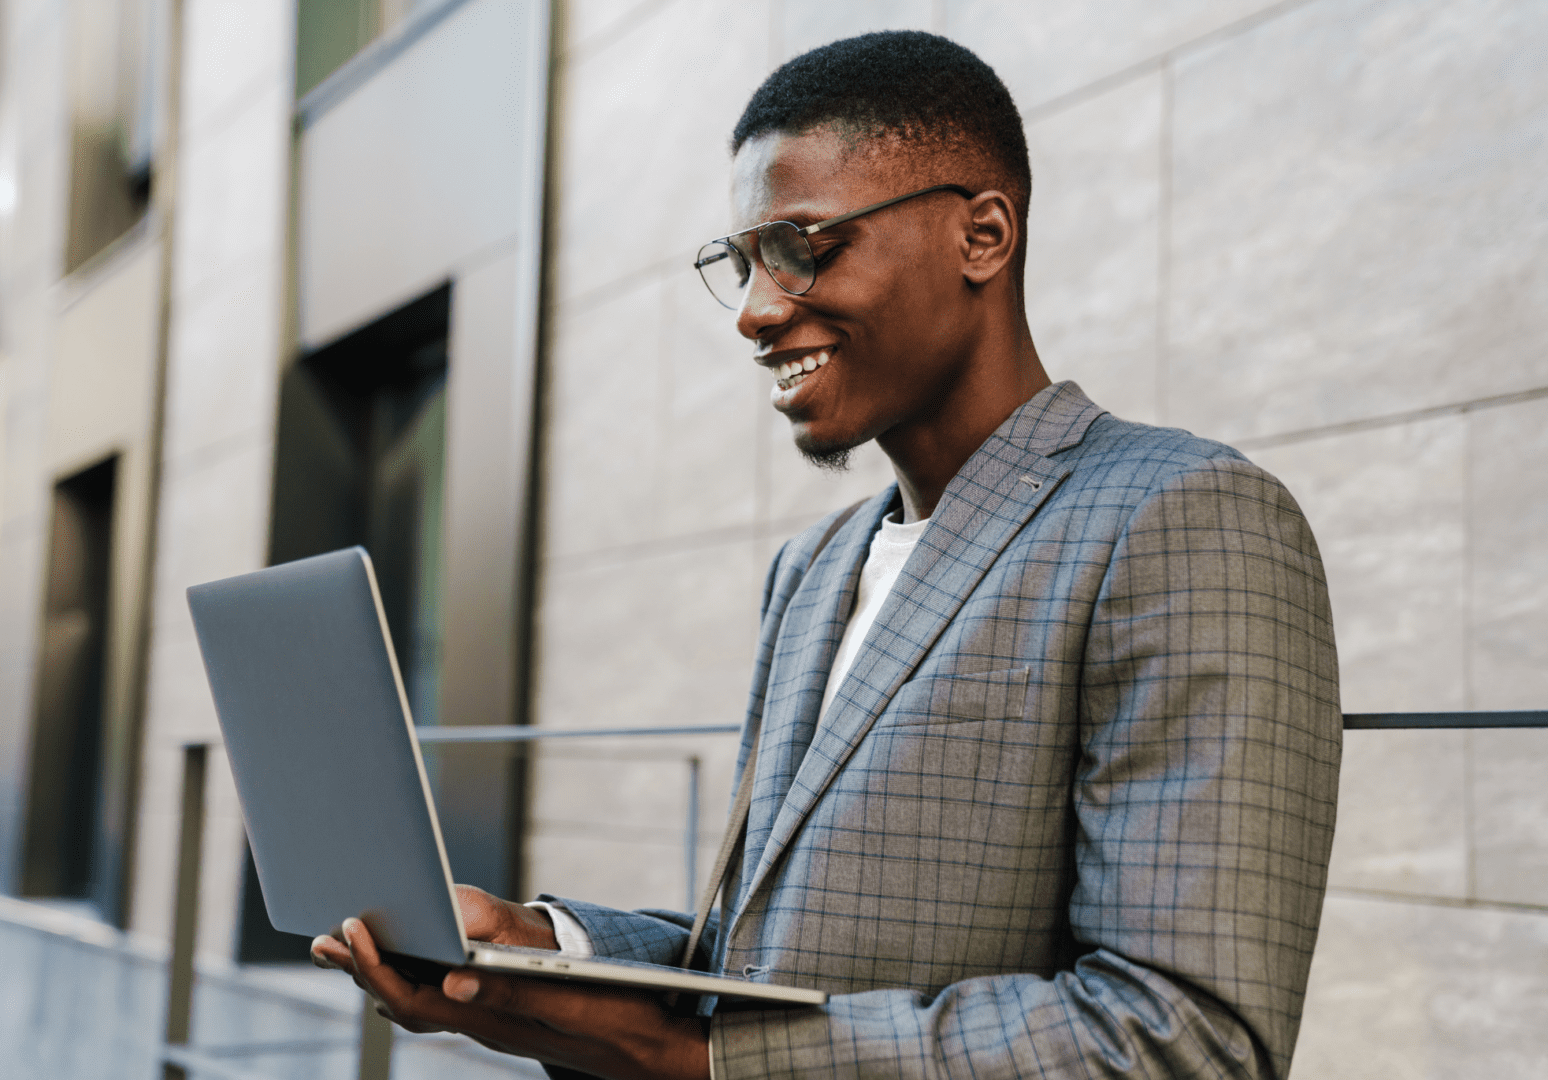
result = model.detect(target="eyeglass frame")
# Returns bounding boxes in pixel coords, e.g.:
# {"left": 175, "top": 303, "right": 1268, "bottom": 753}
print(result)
{"left": 693, "top": 183, "right": 976, "bottom": 310}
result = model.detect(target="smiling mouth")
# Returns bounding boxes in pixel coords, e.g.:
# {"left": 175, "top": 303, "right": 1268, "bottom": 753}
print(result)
{"left": 771, "top": 349, "right": 831, "bottom": 391}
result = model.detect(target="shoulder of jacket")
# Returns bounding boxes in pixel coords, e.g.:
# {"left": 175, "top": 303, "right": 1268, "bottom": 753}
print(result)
{"left": 1054, "top": 412, "right": 1275, "bottom": 493}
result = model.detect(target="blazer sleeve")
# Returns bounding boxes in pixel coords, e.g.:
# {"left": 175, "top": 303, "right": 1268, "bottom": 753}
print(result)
{"left": 710, "top": 457, "right": 1342, "bottom": 1079}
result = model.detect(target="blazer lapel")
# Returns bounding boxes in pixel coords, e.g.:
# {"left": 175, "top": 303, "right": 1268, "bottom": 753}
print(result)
{"left": 733, "top": 382, "right": 1106, "bottom": 920}
{"left": 740, "top": 489, "right": 894, "bottom": 880}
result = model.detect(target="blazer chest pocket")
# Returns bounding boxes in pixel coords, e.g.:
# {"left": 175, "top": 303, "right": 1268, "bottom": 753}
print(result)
{"left": 831, "top": 666, "right": 1046, "bottom": 830}
{"left": 878, "top": 666, "right": 1032, "bottom": 728}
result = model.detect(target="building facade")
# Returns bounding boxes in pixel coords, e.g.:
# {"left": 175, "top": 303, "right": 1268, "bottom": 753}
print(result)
{"left": 0, "top": 0, "right": 1544, "bottom": 1076}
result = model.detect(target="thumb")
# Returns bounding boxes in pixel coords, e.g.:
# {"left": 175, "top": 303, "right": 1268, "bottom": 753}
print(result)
{"left": 443, "top": 967, "right": 481, "bottom": 1003}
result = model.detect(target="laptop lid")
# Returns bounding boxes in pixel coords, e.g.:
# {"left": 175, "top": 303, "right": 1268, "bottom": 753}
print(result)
{"left": 187, "top": 547, "right": 468, "bottom": 965}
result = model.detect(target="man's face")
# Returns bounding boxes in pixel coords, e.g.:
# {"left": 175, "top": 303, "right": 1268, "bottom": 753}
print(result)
{"left": 730, "top": 129, "right": 977, "bottom": 464}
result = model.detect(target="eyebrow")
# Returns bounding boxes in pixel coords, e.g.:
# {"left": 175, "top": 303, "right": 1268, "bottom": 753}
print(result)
{"left": 750, "top": 203, "right": 840, "bottom": 231}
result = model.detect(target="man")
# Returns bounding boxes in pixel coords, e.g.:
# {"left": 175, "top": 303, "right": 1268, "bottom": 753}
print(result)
{"left": 313, "top": 31, "right": 1341, "bottom": 1079}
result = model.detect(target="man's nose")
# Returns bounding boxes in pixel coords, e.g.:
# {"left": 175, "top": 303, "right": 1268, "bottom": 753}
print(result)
{"left": 735, "top": 257, "right": 795, "bottom": 341}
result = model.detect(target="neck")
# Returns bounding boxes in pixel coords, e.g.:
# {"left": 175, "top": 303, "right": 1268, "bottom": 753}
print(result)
{"left": 881, "top": 326, "right": 1050, "bottom": 524}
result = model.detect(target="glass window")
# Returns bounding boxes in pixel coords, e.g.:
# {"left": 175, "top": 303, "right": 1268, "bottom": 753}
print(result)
{"left": 295, "top": 0, "right": 446, "bottom": 98}
{"left": 241, "top": 285, "right": 450, "bottom": 961}
{"left": 22, "top": 456, "right": 117, "bottom": 902}
{"left": 64, "top": 0, "right": 166, "bottom": 273}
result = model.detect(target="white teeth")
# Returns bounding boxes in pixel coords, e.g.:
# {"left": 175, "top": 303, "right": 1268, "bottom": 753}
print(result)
{"left": 770, "top": 350, "right": 834, "bottom": 390}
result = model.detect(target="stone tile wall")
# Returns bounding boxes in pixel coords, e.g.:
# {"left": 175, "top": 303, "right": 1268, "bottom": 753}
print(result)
{"left": 0, "top": 0, "right": 70, "bottom": 898}
{"left": 127, "top": 0, "right": 294, "bottom": 961}
{"left": 532, "top": 0, "right": 1548, "bottom": 1074}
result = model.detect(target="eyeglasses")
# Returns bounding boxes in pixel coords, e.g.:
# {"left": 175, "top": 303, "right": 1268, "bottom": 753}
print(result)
{"left": 693, "top": 184, "right": 974, "bottom": 310}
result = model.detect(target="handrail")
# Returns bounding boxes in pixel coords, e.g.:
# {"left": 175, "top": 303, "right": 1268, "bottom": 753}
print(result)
{"left": 414, "top": 723, "right": 740, "bottom": 742}
{"left": 1343, "top": 711, "right": 1547, "bottom": 729}
{"left": 161, "top": 725, "right": 740, "bottom": 1080}
{"left": 161, "top": 712, "right": 1544, "bottom": 1079}
{"left": 414, "top": 714, "right": 1548, "bottom": 741}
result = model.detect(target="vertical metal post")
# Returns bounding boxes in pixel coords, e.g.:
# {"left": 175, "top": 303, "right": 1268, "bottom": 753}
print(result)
{"left": 162, "top": 743, "right": 207, "bottom": 1080}
{"left": 685, "top": 755, "right": 701, "bottom": 911}
{"left": 357, "top": 995, "right": 395, "bottom": 1080}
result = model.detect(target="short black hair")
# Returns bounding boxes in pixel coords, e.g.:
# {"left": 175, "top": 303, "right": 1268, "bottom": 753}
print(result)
{"left": 732, "top": 31, "right": 1030, "bottom": 224}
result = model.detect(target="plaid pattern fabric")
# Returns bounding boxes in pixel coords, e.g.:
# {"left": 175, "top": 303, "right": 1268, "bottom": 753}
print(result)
{"left": 550, "top": 382, "right": 1340, "bottom": 1079}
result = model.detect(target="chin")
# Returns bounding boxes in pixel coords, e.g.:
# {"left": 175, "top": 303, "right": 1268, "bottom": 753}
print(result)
{"left": 792, "top": 426, "right": 860, "bottom": 473}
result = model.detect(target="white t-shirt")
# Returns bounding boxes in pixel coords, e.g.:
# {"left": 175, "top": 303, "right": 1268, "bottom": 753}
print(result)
{"left": 818, "top": 511, "right": 930, "bottom": 721}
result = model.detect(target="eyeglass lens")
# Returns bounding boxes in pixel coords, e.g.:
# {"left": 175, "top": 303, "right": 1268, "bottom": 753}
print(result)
{"left": 693, "top": 222, "right": 815, "bottom": 309}
{"left": 694, "top": 242, "right": 750, "bottom": 309}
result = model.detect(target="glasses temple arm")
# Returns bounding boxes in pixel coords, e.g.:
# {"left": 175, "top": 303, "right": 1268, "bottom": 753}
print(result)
{"left": 801, "top": 184, "right": 975, "bottom": 235}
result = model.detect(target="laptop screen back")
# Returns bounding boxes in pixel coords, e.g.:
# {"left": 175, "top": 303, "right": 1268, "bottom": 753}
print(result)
{"left": 187, "top": 547, "right": 466, "bottom": 965}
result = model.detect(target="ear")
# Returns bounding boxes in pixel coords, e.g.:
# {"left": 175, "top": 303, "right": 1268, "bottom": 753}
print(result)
{"left": 959, "top": 190, "right": 1018, "bottom": 287}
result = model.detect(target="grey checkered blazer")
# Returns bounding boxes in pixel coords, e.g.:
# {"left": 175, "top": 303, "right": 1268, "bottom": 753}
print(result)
{"left": 549, "top": 382, "right": 1341, "bottom": 1079}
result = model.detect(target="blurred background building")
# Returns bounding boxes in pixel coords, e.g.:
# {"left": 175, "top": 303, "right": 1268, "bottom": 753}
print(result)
{"left": 0, "top": 0, "right": 1543, "bottom": 1077}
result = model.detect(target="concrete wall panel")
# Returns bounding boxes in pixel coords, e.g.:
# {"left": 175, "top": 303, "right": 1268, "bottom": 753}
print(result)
{"left": 535, "top": 542, "right": 759, "bottom": 732}
{"left": 526, "top": 832, "right": 691, "bottom": 914}
{"left": 1325, "top": 728, "right": 1468, "bottom": 899}
{"left": 1469, "top": 396, "right": 1548, "bottom": 710}
{"left": 45, "top": 242, "right": 161, "bottom": 474}
{"left": 1291, "top": 894, "right": 1548, "bottom": 1080}
{"left": 297, "top": 0, "right": 545, "bottom": 346}
{"left": 552, "top": 0, "right": 773, "bottom": 308}
{"left": 1252, "top": 415, "right": 1468, "bottom": 714}
{"left": 1168, "top": 0, "right": 1548, "bottom": 443}
{"left": 132, "top": 438, "right": 274, "bottom": 943}
{"left": 1024, "top": 71, "right": 1162, "bottom": 425}
{"left": 656, "top": 271, "right": 762, "bottom": 541}
{"left": 128, "top": 0, "right": 293, "bottom": 956}
{"left": 160, "top": 259, "right": 283, "bottom": 466}
{"left": 172, "top": 82, "right": 290, "bottom": 304}
{"left": 1464, "top": 395, "right": 1548, "bottom": 909}
{"left": 181, "top": 0, "right": 295, "bottom": 141}
{"left": 948, "top": 0, "right": 1278, "bottom": 112}
{"left": 781, "top": 0, "right": 935, "bottom": 61}
{"left": 545, "top": 284, "right": 668, "bottom": 557}
{"left": 761, "top": 413, "right": 895, "bottom": 529}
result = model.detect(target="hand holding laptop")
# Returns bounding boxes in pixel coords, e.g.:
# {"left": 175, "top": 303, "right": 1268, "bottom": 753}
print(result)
{"left": 186, "top": 549, "right": 818, "bottom": 1078}
{"left": 309, "top": 883, "right": 558, "bottom": 976}
{"left": 311, "top": 885, "right": 711, "bottom": 1079}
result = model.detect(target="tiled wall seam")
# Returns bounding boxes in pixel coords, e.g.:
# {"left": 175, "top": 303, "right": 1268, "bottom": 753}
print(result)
{"left": 1237, "top": 385, "right": 1548, "bottom": 452}
{"left": 1013, "top": 0, "right": 1322, "bottom": 126}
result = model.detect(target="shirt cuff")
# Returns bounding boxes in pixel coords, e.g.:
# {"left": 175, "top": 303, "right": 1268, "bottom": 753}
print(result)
{"left": 524, "top": 900, "right": 595, "bottom": 958}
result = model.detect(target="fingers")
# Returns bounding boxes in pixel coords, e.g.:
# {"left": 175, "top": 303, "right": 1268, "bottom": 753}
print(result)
{"left": 442, "top": 966, "right": 632, "bottom": 1035}
{"left": 334, "top": 931, "right": 706, "bottom": 1078}
{"left": 343, "top": 918, "right": 414, "bottom": 998}
{"left": 432, "top": 972, "right": 711, "bottom": 1078}
{"left": 340, "top": 918, "right": 463, "bottom": 1035}
{"left": 311, "top": 934, "right": 354, "bottom": 973}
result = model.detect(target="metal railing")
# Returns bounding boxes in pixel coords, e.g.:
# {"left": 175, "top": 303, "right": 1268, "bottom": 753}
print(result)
{"left": 160, "top": 723, "right": 738, "bottom": 1080}
{"left": 159, "top": 710, "right": 1547, "bottom": 1078}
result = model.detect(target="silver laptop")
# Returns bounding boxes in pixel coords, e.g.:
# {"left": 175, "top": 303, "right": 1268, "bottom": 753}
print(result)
{"left": 186, "top": 547, "right": 825, "bottom": 1007}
